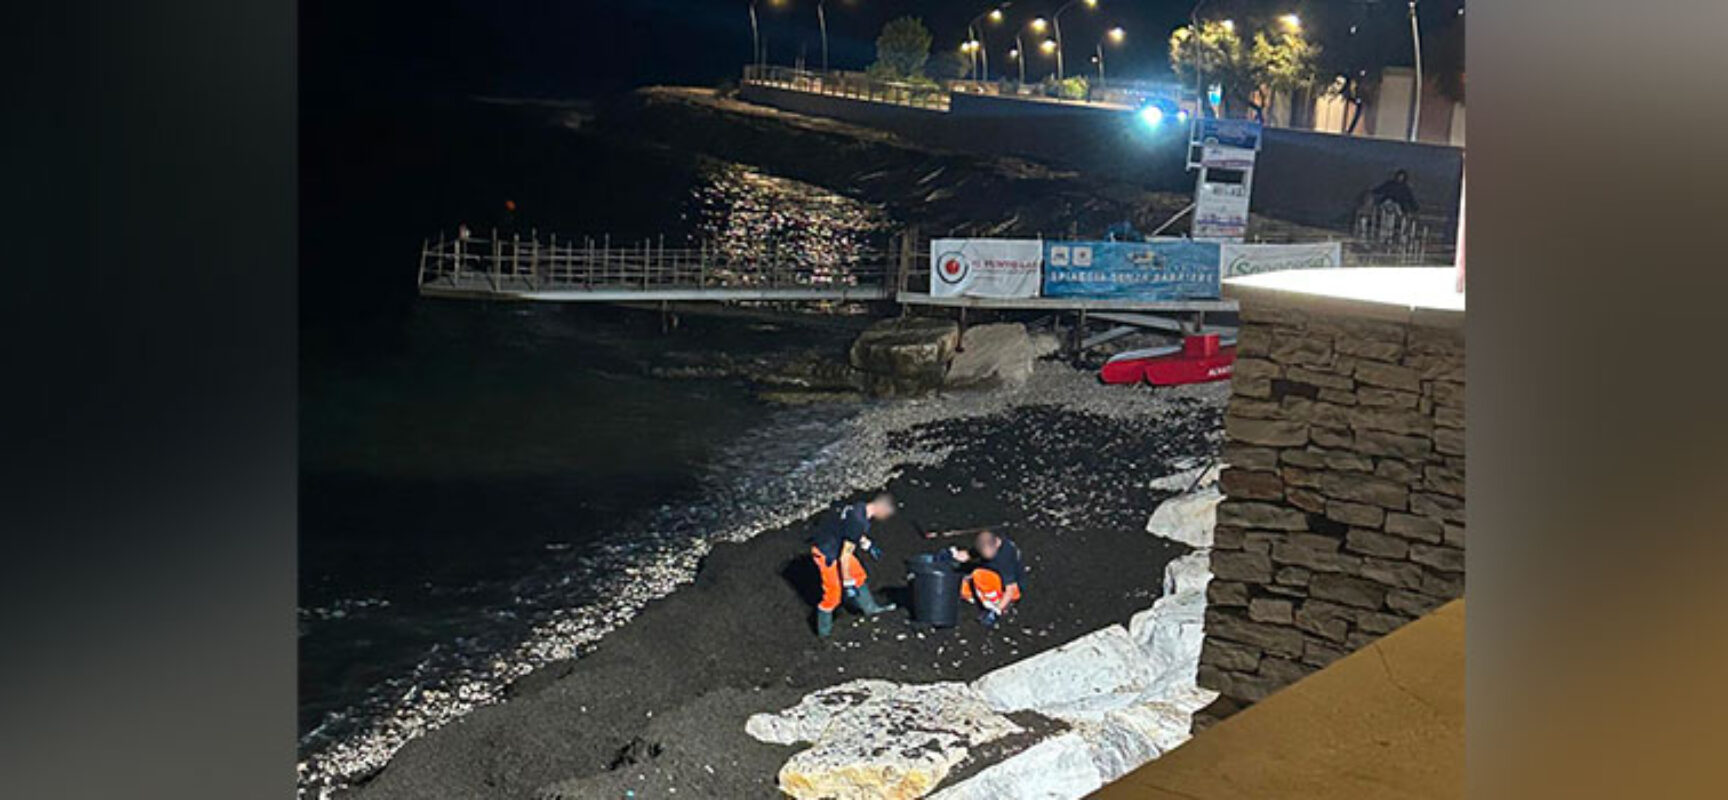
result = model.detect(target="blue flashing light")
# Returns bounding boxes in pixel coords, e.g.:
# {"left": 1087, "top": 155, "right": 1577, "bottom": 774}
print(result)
{"left": 1138, "top": 105, "right": 1165, "bottom": 127}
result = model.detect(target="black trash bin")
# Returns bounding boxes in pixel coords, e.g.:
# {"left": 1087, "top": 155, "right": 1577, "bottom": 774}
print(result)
{"left": 906, "top": 553, "right": 961, "bottom": 628}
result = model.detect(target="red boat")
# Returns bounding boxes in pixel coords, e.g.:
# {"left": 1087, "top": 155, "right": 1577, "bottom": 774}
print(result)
{"left": 1100, "top": 333, "right": 1237, "bottom": 386}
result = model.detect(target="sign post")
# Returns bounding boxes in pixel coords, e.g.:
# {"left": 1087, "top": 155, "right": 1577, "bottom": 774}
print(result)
{"left": 1190, "top": 118, "right": 1262, "bottom": 242}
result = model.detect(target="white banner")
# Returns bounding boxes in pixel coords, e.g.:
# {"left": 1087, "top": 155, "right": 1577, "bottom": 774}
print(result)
{"left": 930, "top": 239, "right": 1042, "bottom": 298}
{"left": 1220, "top": 242, "right": 1344, "bottom": 278}
{"left": 1200, "top": 144, "right": 1257, "bottom": 170}
{"left": 1193, "top": 181, "right": 1251, "bottom": 241}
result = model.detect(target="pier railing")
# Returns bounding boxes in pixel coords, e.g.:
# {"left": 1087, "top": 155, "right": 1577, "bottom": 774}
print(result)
{"left": 418, "top": 231, "right": 910, "bottom": 301}
{"left": 742, "top": 65, "right": 950, "bottom": 111}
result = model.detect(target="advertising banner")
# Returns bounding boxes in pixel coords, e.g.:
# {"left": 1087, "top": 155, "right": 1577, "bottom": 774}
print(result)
{"left": 1042, "top": 239, "right": 1221, "bottom": 300}
{"left": 930, "top": 239, "right": 1043, "bottom": 298}
{"left": 1220, "top": 242, "right": 1344, "bottom": 278}
{"left": 1196, "top": 118, "right": 1262, "bottom": 150}
{"left": 1193, "top": 181, "right": 1251, "bottom": 240}
{"left": 1200, "top": 144, "right": 1258, "bottom": 170}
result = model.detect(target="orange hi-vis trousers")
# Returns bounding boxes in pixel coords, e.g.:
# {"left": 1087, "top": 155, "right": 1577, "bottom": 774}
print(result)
{"left": 961, "top": 568, "right": 1021, "bottom": 610}
{"left": 812, "top": 542, "right": 869, "bottom": 612}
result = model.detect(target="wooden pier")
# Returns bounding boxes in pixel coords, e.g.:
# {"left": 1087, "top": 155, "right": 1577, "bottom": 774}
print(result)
{"left": 417, "top": 231, "right": 900, "bottom": 303}
{"left": 415, "top": 228, "right": 1238, "bottom": 331}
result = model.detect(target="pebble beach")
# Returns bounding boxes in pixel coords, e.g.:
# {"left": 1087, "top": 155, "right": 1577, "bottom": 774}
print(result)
{"left": 313, "top": 363, "right": 1229, "bottom": 799}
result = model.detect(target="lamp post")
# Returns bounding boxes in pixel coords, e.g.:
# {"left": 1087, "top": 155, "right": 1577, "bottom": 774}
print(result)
{"left": 1009, "top": 35, "right": 1027, "bottom": 85}
{"left": 1407, "top": 1, "right": 1423, "bottom": 141}
{"left": 1093, "top": 26, "right": 1124, "bottom": 85}
{"left": 1185, "top": 2, "right": 1210, "bottom": 119}
{"left": 965, "top": 4, "right": 1012, "bottom": 85}
{"left": 749, "top": 1, "right": 762, "bottom": 71}
{"left": 1039, "top": 0, "right": 1099, "bottom": 82}
{"left": 818, "top": 1, "right": 828, "bottom": 72}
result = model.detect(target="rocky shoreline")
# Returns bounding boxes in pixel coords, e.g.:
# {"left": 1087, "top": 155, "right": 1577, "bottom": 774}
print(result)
{"left": 329, "top": 364, "right": 1228, "bottom": 799}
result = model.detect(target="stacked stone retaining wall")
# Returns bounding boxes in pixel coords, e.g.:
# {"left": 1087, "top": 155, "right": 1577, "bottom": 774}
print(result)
{"left": 1198, "top": 294, "right": 1464, "bottom": 724}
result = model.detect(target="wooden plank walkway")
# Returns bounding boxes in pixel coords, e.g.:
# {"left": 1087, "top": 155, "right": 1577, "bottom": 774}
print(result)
{"left": 417, "top": 232, "right": 899, "bottom": 303}
{"left": 417, "top": 229, "right": 1236, "bottom": 315}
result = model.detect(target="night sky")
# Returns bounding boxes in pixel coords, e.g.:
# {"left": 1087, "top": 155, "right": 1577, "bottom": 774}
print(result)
{"left": 302, "top": 1, "right": 1461, "bottom": 105}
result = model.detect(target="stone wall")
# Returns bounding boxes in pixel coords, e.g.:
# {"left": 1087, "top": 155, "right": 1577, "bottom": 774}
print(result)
{"left": 1197, "top": 292, "right": 1464, "bottom": 724}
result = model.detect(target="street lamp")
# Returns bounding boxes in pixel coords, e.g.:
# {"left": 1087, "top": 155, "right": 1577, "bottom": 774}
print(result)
{"left": 1279, "top": 13, "right": 1301, "bottom": 33}
{"left": 1095, "top": 26, "right": 1125, "bottom": 84}
{"left": 818, "top": 1, "right": 828, "bottom": 72}
{"left": 1185, "top": 3, "right": 1240, "bottom": 120}
{"left": 748, "top": 0, "right": 790, "bottom": 71}
{"left": 1407, "top": 1, "right": 1424, "bottom": 141}
{"left": 749, "top": 1, "right": 762, "bottom": 70}
{"left": 1008, "top": 35, "right": 1027, "bottom": 85}
{"left": 965, "top": 4, "right": 1013, "bottom": 85}
{"left": 1045, "top": 0, "right": 1099, "bottom": 81}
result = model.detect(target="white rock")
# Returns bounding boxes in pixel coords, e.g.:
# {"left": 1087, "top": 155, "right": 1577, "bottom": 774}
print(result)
{"left": 1147, "top": 461, "right": 1220, "bottom": 493}
{"left": 971, "top": 626, "right": 1155, "bottom": 718}
{"left": 1126, "top": 551, "right": 1213, "bottom": 701}
{"left": 1160, "top": 549, "right": 1215, "bottom": 597}
{"left": 1128, "top": 589, "right": 1207, "bottom": 701}
{"left": 745, "top": 679, "right": 898, "bottom": 745}
{"left": 1029, "top": 332, "right": 1062, "bottom": 360}
{"left": 767, "top": 682, "right": 1022, "bottom": 800}
{"left": 1145, "top": 486, "right": 1222, "bottom": 548}
{"left": 927, "top": 732, "right": 1104, "bottom": 800}
{"left": 945, "top": 324, "right": 1037, "bottom": 388}
{"left": 1076, "top": 694, "right": 1213, "bottom": 782}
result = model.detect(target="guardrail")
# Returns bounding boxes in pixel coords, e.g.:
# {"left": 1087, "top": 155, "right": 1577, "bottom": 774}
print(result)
{"left": 742, "top": 65, "right": 950, "bottom": 111}
{"left": 418, "top": 230, "right": 910, "bottom": 299}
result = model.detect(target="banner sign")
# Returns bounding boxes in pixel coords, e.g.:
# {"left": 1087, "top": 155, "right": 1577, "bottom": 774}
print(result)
{"left": 1042, "top": 240, "right": 1221, "bottom": 300}
{"left": 1200, "top": 144, "right": 1258, "bottom": 170}
{"left": 1196, "top": 118, "right": 1262, "bottom": 150}
{"left": 930, "top": 239, "right": 1043, "bottom": 298}
{"left": 1220, "top": 242, "right": 1344, "bottom": 278}
{"left": 1193, "top": 181, "right": 1251, "bottom": 240}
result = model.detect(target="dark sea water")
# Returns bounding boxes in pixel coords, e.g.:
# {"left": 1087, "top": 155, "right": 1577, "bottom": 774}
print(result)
{"left": 298, "top": 97, "right": 894, "bottom": 789}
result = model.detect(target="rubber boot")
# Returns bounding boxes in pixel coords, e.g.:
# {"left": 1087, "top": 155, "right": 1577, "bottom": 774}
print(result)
{"left": 815, "top": 609, "right": 834, "bottom": 638}
{"left": 848, "top": 585, "right": 897, "bottom": 616}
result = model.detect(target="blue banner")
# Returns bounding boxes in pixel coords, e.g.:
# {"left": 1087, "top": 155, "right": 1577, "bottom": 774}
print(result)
{"left": 1197, "top": 118, "right": 1262, "bottom": 150}
{"left": 1042, "top": 240, "right": 1222, "bottom": 300}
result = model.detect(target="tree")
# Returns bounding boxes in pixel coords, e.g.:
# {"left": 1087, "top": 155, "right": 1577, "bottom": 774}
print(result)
{"left": 1171, "top": 18, "right": 1320, "bottom": 125}
{"left": 868, "top": 17, "right": 933, "bottom": 83}
{"left": 1169, "top": 21, "right": 1254, "bottom": 118}
{"left": 926, "top": 49, "right": 973, "bottom": 82}
{"left": 1250, "top": 28, "right": 1321, "bottom": 125}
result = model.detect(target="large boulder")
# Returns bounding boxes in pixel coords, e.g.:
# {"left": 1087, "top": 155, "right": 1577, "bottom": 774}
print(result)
{"left": 1159, "top": 549, "right": 1215, "bottom": 597}
{"left": 849, "top": 318, "right": 961, "bottom": 396}
{"left": 1145, "top": 485, "right": 1222, "bottom": 548}
{"left": 944, "top": 323, "right": 1036, "bottom": 389}
{"left": 1076, "top": 688, "right": 1216, "bottom": 782}
{"left": 1128, "top": 589, "right": 1207, "bottom": 701}
{"left": 970, "top": 625, "right": 1156, "bottom": 721}
{"left": 756, "top": 681, "right": 1023, "bottom": 800}
{"left": 745, "top": 679, "right": 898, "bottom": 746}
{"left": 1128, "top": 550, "right": 1213, "bottom": 700}
{"left": 927, "top": 733, "right": 1104, "bottom": 800}
{"left": 1147, "top": 460, "right": 1221, "bottom": 493}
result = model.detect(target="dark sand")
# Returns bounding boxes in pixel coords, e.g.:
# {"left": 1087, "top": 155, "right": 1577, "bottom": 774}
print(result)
{"left": 341, "top": 398, "right": 1222, "bottom": 799}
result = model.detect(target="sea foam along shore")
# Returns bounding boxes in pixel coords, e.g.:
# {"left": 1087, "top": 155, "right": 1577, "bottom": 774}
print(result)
{"left": 298, "top": 361, "right": 1228, "bottom": 799}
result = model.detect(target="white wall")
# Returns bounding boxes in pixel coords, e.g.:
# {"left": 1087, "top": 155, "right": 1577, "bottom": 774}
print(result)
{"left": 1372, "top": 67, "right": 1416, "bottom": 141}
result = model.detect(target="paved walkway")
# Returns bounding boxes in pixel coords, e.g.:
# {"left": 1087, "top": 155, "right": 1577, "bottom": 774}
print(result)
{"left": 1095, "top": 599, "right": 1464, "bottom": 799}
